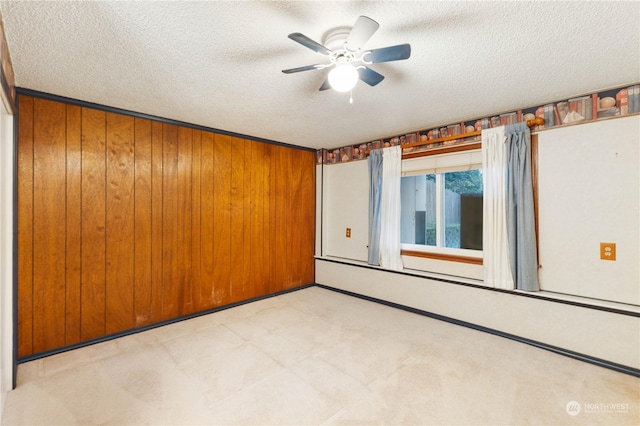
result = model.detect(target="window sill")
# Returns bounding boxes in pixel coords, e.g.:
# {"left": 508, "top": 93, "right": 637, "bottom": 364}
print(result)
{"left": 401, "top": 249, "right": 483, "bottom": 265}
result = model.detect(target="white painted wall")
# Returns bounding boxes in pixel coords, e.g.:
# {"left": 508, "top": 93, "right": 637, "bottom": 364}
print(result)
{"left": 323, "top": 161, "right": 369, "bottom": 262}
{"left": 317, "top": 115, "right": 640, "bottom": 370}
{"left": 402, "top": 255, "right": 483, "bottom": 280}
{"left": 537, "top": 115, "right": 640, "bottom": 305}
{"left": 316, "top": 260, "right": 640, "bottom": 369}
{"left": 320, "top": 115, "right": 640, "bottom": 303}
{"left": 0, "top": 106, "right": 13, "bottom": 418}
{"left": 315, "top": 164, "right": 323, "bottom": 257}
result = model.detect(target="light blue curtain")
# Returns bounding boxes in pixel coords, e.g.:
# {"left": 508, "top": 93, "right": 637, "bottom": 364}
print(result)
{"left": 368, "top": 150, "right": 383, "bottom": 266}
{"left": 505, "top": 122, "right": 539, "bottom": 291}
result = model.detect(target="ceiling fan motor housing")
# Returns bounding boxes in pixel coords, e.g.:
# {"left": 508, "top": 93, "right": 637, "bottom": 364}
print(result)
{"left": 282, "top": 16, "right": 411, "bottom": 91}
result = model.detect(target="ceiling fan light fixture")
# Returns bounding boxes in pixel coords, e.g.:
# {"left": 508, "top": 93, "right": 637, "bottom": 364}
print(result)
{"left": 328, "top": 63, "right": 358, "bottom": 92}
{"left": 283, "top": 16, "right": 411, "bottom": 95}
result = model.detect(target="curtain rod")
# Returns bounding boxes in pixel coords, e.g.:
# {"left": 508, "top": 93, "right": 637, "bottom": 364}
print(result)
{"left": 364, "top": 117, "right": 545, "bottom": 155}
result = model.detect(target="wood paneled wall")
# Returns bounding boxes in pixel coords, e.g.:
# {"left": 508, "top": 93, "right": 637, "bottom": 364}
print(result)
{"left": 17, "top": 95, "right": 315, "bottom": 358}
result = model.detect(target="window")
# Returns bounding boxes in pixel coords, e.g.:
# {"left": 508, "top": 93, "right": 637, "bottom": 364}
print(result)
{"left": 400, "top": 150, "right": 483, "bottom": 257}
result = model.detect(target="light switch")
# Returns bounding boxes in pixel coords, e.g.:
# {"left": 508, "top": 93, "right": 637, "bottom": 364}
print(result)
{"left": 346, "top": 228, "right": 351, "bottom": 238}
{"left": 600, "top": 243, "right": 616, "bottom": 261}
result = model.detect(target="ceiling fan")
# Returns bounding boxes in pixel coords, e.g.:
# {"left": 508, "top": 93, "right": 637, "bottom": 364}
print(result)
{"left": 282, "top": 16, "right": 411, "bottom": 97}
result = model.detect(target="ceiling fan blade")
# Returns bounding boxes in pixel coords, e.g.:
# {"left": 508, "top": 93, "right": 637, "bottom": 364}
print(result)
{"left": 345, "top": 16, "right": 379, "bottom": 51}
{"left": 365, "top": 44, "right": 412, "bottom": 63}
{"left": 288, "top": 33, "right": 331, "bottom": 55}
{"left": 319, "top": 78, "right": 332, "bottom": 91}
{"left": 358, "top": 67, "right": 385, "bottom": 86}
{"left": 282, "top": 64, "right": 323, "bottom": 74}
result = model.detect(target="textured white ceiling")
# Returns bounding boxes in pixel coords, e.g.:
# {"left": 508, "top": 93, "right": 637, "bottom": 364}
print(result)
{"left": 0, "top": 1, "right": 638, "bottom": 150}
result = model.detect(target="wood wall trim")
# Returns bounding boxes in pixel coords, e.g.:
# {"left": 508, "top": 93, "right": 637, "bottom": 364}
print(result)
{"left": 402, "top": 141, "right": 481, "bottom": 160}
{"left": 401, "top": 250, "right": 483, "bottom": 265}
{"left": 399, "top": 117, "right": 542, "bottom": 153}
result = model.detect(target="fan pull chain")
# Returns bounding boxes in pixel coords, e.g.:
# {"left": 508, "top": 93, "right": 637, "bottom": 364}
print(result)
{"left": 349, "top": 91, "right": 353, "bottom": 104}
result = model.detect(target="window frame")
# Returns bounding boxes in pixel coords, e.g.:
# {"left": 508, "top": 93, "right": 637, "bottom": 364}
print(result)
{"left": 400, "top": 142, "right": 484, "bottom": 264}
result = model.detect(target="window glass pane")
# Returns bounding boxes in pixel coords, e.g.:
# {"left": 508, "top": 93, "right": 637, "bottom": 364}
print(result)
{"left": 401, "top": 174, "right": 436, "bottom": 246}
{"left": 443, "top": 170, "right": 483, "bottom": 249}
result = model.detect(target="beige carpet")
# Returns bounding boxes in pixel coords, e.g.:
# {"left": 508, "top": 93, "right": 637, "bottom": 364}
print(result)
{"left": 2, "top": 286, "right": 638, "bottom": 425}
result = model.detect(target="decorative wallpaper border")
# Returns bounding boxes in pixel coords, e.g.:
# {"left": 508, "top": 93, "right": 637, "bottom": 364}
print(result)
{"left": 317, "top": 83, "right": 640, "bottom": 165}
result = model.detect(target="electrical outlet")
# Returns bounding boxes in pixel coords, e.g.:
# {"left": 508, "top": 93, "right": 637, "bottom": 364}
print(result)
{"left": 600, "top": 243, "right": 616, "bottom": 261}
{"left": 346, "top": 228, "right": 351, "bottom": 238}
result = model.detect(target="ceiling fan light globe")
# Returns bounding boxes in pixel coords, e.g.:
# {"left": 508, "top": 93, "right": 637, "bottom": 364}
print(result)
{"left": 328, "top": 64, "right": 358, "bottom": 92}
